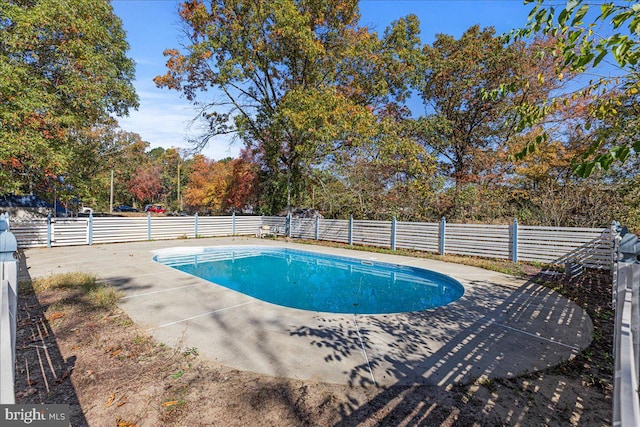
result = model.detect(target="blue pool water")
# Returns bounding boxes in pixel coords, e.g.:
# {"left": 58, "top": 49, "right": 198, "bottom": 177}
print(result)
{"left": 154, "top": 247, "right": 464, "bottom": 314}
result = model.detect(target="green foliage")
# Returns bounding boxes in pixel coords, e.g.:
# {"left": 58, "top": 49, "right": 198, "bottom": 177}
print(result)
{"left": 413, "top": 26, "right": 562, "bottom": 218}
{"left": 509, "top": 0, "right": 640, "bottom": 175}
{"left": 0, "top": 0, "right": 138, "bottom": 194}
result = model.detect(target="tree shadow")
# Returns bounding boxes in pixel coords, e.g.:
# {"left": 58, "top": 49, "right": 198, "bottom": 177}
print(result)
{"left": 289, "top": 270, "right": 600, "bottom": 425}
{"left": 13, "top": 250, "right": 89, "bottom": 426}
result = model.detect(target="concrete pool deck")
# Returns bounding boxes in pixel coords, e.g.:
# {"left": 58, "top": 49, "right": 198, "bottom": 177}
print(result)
{"left": 19, "top": 237, "right": 593, "bottom": 387}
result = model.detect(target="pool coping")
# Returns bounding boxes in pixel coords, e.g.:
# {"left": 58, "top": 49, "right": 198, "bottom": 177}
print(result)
{"left": 20, "top": 237, "right": 593, "bottom": 387}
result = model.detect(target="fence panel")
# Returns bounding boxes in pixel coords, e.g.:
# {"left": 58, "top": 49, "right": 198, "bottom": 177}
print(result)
{"left": 263, "top": 216, "right": 287, "bottom": 235}
{"left": 51, "top": 219, "right": 88, "bottom": 246}
{"left": 196, "top": 216, "right": 234, "bottom": 237}
{"left": 519, "top": 226, "right": 611, "bottom": 268}
{"left": 150, "top": 217, "right": 195, "bottom": 240}
{"left": 233, "top": 216, "right": 263, "bottom": 236}
{"left": 291, "top": 218, "right": 315, "bottom": 239}
{"left": 395, "top": 221, "right": 440, "bottom": 253}
{"left": 352, "top": 220, "right": 392, "bottom": 248}
{"left": 318, "top": 219, "right": 350, "bottom": 243}
{"left": 92, "top": 217, "right": 148, "bottom": 243}
{"left": 7, "top": 219, "right": 48, "bottom": 248}
{"left": 446, "top": 223, "right": 511, "bottom": 259}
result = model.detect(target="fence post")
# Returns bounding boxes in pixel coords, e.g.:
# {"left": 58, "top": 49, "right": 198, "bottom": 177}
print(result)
{"left": 147, "top": 212, "right": 151, "bottom": 241}
{"left": 0, "top": 214, "right": 18, "bottom": 404}
{"left": 391, "top": 217, "right": 397, "bottom": 251}
{"left": 287, "top": 213, "right": 292, "bottom": 238}
{"left": 439, "top": 217, "right": 446, "bottom": 255}
{"left": 47, "top": 212, "right": 52, "bottom": 248}
{"left": 349, "top": 215, "right": 353, "bottom": 246}
{"left": 88, "top": 212, "right": 93, "bottom": 245}
{"left": 232, "top": 212, "right": 236, "bottom": 236}
{"left": 315, "top": 216, "right": 319, "bottom": 240}
{"left": 612, "top": 221, "right": 622, "bottom": 291}
{"left": 194, "top": 213, "right": 199, "bottom": 238}
{"left": 511, "top": 218, "right": 518, "bottom": 262}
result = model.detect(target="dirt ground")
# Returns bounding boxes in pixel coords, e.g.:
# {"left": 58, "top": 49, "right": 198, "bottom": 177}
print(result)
{"left": 14, "top": 263, "right": 612, "bottom": 426}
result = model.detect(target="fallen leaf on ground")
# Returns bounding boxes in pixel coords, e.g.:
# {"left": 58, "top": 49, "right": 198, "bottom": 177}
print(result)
{"left": 105, "top": 393, "right": 116, "bottom": 408}
{"left": 117, "top": 396, "right": 128, "bottom": 407}
{"left": 46, "top": 311, "right": 64, "bottom": 321}
{"left": 162, "top": 400, "right": 180, "bottom": 408}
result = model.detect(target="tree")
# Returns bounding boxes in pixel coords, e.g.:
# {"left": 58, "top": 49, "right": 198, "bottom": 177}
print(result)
{"left": 128, "top": 165, "right": 164, "bottom": 206}
{"left": 146, "top": 147, "right": 188, "bottom": 211}
{"left": 67, "top": 121, "right": 143, "bottom": 209}
{"left": 183, "top": 155, "right": 230, "bottom": 214}
{"left": 508, "top": 0, "right": 640, "bottom": 175}
{"left": 226, "top": 152, "right": 259, "bottom": 212}
{"left": 414, "top": 26, "right": 563, "bottom": 218}
{"left": 0, "top": 0, "right": 138, "bottom": 194}
{"left": 155, "top": 0, "right": 420, "bottom": 213}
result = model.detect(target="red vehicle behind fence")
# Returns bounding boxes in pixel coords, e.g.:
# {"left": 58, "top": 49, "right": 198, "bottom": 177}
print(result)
{"left": 144, "top": 204, "right": 166, "bottom": 213}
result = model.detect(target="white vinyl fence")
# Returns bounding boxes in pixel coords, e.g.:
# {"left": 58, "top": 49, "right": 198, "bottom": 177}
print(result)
{"left": 611, "top": 223, "right": 640, "bottom": 427}
{"left": 9, "top": 213, "right": 261, "bottom": 248}
{"left": 7, "top": 214, "right": 613, "bottom": 269}
{"left": 289, "top": 216, "right": 612, "bottom": 269}
{"left": 0, "top": 214, "right": 18, "bottom": 404}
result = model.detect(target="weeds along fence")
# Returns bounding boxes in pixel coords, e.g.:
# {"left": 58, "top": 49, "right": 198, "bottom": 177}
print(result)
{"left": 7, "top": 213, "right": 612, "bottom": 269}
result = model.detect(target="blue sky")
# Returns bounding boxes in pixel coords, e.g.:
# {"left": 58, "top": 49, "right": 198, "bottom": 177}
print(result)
{"left": 111, "top": 0, "right": 535, "bottom": 160}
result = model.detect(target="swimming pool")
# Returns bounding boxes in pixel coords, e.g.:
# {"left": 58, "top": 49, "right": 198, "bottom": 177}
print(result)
{"left": 153, "top": 246, "right": 464, "bottom": 314}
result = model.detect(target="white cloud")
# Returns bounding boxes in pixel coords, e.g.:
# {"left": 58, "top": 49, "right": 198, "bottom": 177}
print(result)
{"left": 117, "top": 84, "right": 241, "bottom": 161}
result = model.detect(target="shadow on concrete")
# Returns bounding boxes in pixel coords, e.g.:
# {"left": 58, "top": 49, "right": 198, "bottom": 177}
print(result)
{"left": 14, "top": 250, "right": 89, "bottom": 426}
{"left": 289, "top": 272, "right": 596, "bottom": 425}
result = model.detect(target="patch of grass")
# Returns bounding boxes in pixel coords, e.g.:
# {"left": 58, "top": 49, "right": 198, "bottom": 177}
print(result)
{"left": 31, "top": 272, "right": 121, "bottom": 310}
{"left": 32, "top": 272, "right": 97, "bottom": 291}
{"left": 88, "top": 285, "right": 121, "bottom": 309}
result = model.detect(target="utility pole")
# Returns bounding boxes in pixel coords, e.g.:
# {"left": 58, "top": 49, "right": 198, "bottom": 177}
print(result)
{"left": 177, "top": 162, "right": 182, "bottom": 211}
{"left": 109, "top": 169, "right": 114, "bottom": 213}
